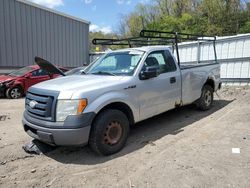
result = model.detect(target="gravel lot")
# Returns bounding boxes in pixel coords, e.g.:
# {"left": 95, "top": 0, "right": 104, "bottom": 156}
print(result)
{"left": 0, "top": 87, "right": 250, "bottom": 188}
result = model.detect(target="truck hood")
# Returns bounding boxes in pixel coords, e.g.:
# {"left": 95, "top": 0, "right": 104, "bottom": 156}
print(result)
{"left": 0, "top": 75, "right": 15, "bottom": 83}
{"left": 32, "top": 75, "right": 128, "bottom": 96}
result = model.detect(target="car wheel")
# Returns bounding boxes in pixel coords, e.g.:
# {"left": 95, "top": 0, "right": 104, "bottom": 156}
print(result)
{"left": 196, "top": 85, "right": 214, "bottom": 111}
{"left": 6, "top": 87, "right": 23, "bottom": 99}
{"left": 89, "top": 109, "right": 130, "bottom": 155}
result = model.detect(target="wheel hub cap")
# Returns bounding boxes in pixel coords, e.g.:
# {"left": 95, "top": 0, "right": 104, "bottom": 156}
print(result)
{"left": 11, "top": 88, "right": 21, "bottom": 99}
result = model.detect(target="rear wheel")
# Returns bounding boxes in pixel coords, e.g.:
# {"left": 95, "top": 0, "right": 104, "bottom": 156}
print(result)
{"left": 89, "top": 109, "right": 130, "bottom": 155}
{"left": 196, "top": 85, "right": 214, "bottom": 111}
{"left": 6, "top": 87, "right": 23, "bottom": 99}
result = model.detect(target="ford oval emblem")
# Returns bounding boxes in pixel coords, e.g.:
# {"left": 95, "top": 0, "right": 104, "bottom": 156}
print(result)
{"left": 29, "top": 100, "right": 38, "bottom": 109}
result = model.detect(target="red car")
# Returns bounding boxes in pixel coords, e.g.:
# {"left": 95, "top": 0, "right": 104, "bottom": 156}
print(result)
{"left": 0, "top": 65, "right": 68, "bottom": 99}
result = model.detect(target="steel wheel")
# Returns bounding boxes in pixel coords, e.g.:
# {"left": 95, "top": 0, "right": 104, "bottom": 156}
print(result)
{"left": 204, "top": 90, "right": 212, "bottom": 106}
{"left": 196, "top": 85, "right": 214, "bottom": 111}
{"left": 89, "top": 109, "right": 130, "bottom": 155}
{"left": 104, "top": 121, "right": 122, "bottom": 145}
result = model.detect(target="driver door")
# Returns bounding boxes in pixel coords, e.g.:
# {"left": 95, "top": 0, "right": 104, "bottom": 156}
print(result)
{"left": 137, "top": 50, "right": 181, "bottom": 120}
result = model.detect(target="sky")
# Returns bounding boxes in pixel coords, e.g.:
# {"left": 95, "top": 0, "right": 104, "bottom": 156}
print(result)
{"left": 27, "top": 0, "right": 150, "bottom": 34}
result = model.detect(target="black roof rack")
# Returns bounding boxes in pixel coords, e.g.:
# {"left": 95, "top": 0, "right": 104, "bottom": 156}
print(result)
{"left": 92, "top": 37, "right": 175, "bottom": 47}
{"left": 140, "top": 30, "right": 216, "bottom": 42}
{"left": 92, "top": 30, "right": 217, "bottom": 66}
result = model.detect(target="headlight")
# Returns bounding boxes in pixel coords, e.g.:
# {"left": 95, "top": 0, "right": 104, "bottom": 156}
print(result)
{"left": 56, "top": 99, "right": 88, "bottom": 122}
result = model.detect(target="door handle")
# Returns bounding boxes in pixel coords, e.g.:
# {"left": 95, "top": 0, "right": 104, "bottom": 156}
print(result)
{"left": 170, "top": 77, "right": 176, "bottom": 84}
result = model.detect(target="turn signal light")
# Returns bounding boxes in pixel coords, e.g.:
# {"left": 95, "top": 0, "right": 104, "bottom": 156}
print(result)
{"left": 77, "top": 99, "right": 88, "bottom": 114}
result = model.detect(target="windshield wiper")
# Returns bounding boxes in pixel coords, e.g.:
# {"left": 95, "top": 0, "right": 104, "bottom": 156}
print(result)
{"left": 92, "top": 71, "right": 116, "bottom": 76}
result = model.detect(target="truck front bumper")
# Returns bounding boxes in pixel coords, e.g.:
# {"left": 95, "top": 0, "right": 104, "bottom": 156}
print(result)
{"left": 22, "top": 111, "right": 95, "bottom": 146}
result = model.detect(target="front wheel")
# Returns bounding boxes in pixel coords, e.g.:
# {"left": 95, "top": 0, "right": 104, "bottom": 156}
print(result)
{"left": 196, "top": 85, "right": 214, "bottom": 111}
{"left": 6, "top": 87, "right": 23, "bottom": 99}
{"left": 89, "top": 109, "right": 130, "bottom": 155}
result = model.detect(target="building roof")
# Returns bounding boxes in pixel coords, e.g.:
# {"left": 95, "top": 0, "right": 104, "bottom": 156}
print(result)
{"left": 17, "top": 0, "right": 90, "bottom": 25}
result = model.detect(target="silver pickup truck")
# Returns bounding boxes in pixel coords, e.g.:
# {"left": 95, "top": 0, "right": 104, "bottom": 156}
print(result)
{"left": 22, "top": 32, "right": 221, "bottom": 155}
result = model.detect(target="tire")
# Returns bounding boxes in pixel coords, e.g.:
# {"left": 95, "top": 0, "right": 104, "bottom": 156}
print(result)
{"left": 196, "top": 85, "right": 214, "bottom": 111}
{"left": 5, "top": 88, "right": 11, "bottom": 99}
{"left": 6, "top": 87, "right": 23, "bottom": 99}
{"left": 89, "top": 109, "right": 130, "bottom": 155}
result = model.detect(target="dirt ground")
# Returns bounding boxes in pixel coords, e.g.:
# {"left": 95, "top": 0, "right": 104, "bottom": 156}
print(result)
{"left": 0, "top": 86, "right": 249, "bottom": 188}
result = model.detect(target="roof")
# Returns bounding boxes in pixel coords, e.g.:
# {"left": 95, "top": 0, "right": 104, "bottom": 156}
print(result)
{"left": 17, "top": 0, "right": 90, "bottom": 25}
{"left": 113, "top": 45, "right": 172, "bottom": 53}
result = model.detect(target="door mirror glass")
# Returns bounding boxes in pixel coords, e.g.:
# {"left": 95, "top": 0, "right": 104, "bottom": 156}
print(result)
{"left": 140, "top": 66, "right": 159, "bottom": 80}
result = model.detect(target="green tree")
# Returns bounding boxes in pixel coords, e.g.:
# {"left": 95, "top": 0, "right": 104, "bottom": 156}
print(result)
{"left": 117, "top": 0, "right": 250, "bottom": 37}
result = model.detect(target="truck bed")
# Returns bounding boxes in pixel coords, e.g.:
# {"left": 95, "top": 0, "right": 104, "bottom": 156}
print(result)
{"left": 180, "top": 62, "right": 220, "bottom": 105}
{"left": 180, "top": 62, "right": 218, "bottom": 70}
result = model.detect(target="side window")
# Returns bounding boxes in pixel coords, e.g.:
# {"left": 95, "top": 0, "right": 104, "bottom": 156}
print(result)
{"left": 147, "top": 52, "right": 165, "bottom": 74}
{"left": 32, "top": 69, "right": 49, "bottom": 77}
{"left": 144, "top": 50, "right": 177, "bottom": 74}
{"left": 164, "top": 50, "right": 177, "bottom": 72}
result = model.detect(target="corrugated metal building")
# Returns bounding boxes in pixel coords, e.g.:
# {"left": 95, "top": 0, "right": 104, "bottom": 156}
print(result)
{"left": 0, "top": 0, "right": 90, "bottom": 71}
{"left": 177, "top": 33, "right": 250, "bottom": 85}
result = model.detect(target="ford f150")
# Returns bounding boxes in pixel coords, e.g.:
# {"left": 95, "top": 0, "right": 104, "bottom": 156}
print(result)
{"left": 22, "top": 30, "right": 221, "bottom": 155}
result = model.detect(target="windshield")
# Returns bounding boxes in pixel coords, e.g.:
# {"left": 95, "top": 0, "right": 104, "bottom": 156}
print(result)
{"left": 8, "top": 67, "right": 34, "bottom": 77}
{"left": 85, "top": 50, "right": 144, "bottom": 76}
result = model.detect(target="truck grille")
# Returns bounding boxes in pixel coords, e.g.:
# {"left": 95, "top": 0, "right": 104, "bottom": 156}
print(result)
{"left": 25, "top": 89, "right": 59, "bottom": 121}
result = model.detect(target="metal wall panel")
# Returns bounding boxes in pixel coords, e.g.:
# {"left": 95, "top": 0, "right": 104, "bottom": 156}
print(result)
{"left": 0, "top": 0, "right": 89, "bottom": 68}
{"left": 177, "top": 34, "right": 250, "bottom": 85}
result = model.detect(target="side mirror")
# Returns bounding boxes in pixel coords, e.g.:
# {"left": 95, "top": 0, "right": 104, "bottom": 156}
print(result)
{"left": 139, "top": 66, "right": 159, "bottom": 80}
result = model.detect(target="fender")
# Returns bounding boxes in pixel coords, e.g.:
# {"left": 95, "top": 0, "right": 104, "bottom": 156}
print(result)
{"left": 9, "top": 80, "right": 24, "bottom": 91}
{"left": 84, "top": 91, "right": 140, "bottom": 123}
{"left": 206, "top": 65, "right": 220, "bottom": 91}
